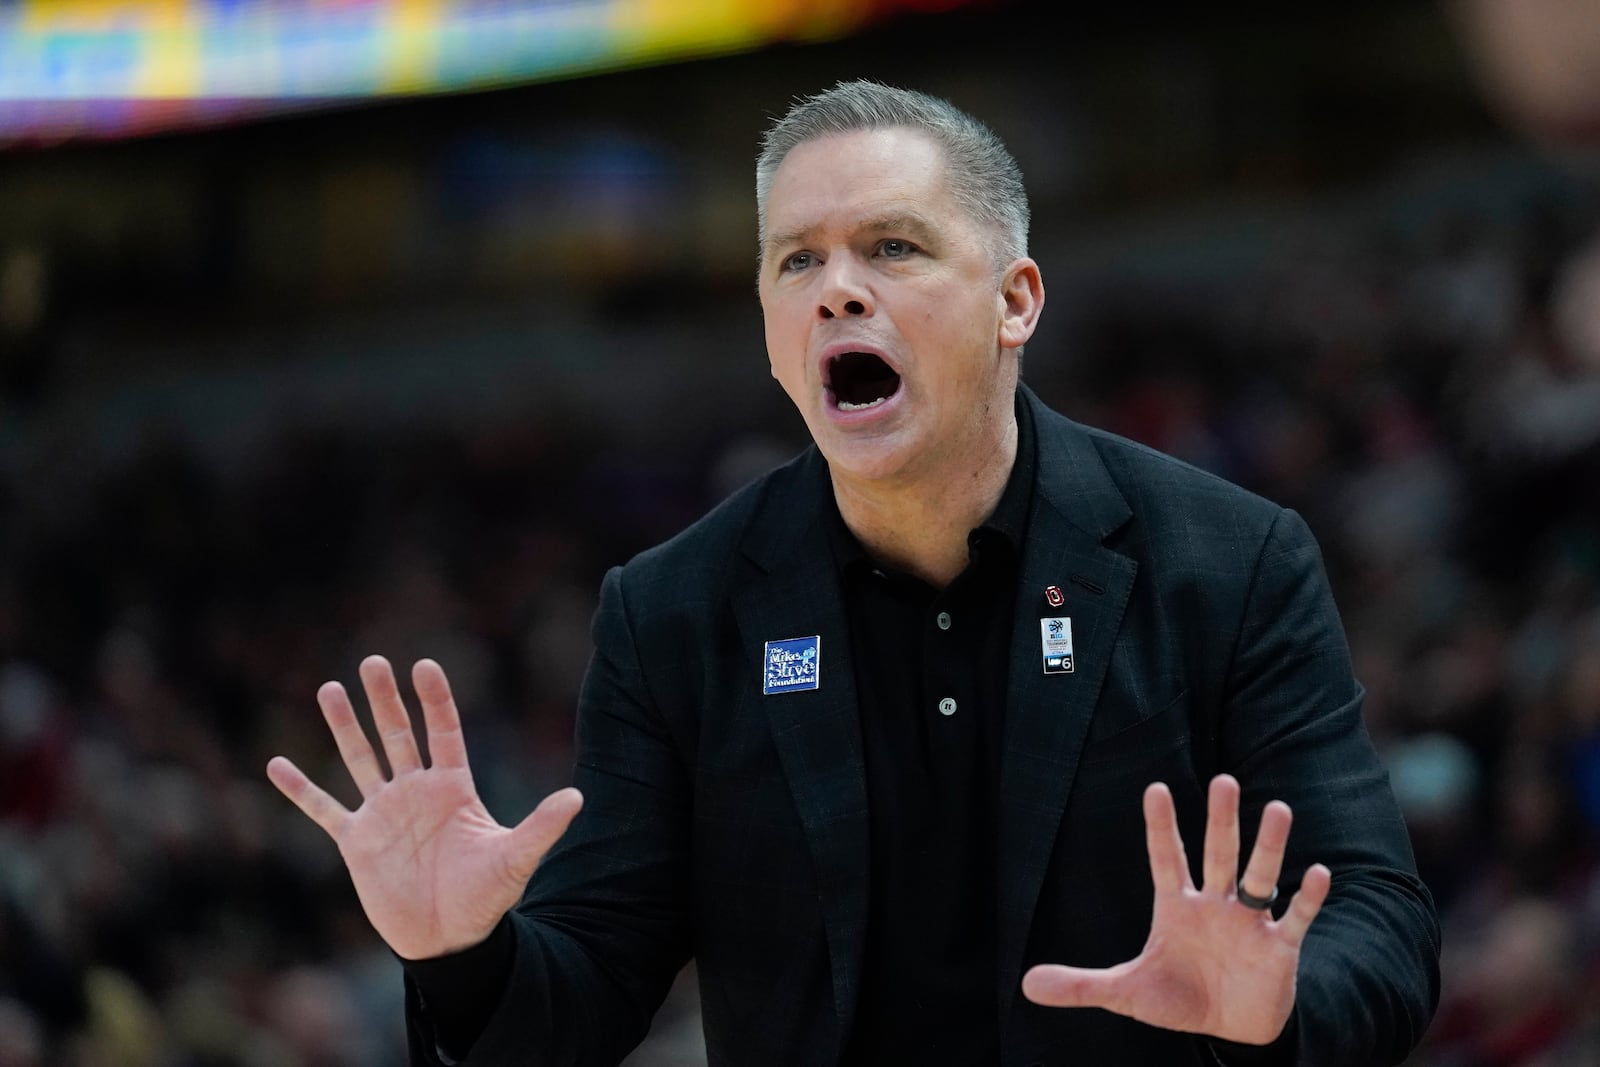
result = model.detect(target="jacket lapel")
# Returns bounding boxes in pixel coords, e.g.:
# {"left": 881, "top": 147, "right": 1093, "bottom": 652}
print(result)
{"left": 731, "top": 448, "right": 870, "bottom": 1051}
{"left": 995, "top": 390, "right": 1138, "bottom": 1024}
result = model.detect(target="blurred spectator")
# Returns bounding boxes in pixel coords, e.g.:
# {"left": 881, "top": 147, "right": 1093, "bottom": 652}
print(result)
{"left": 0, "top": 245, "right": 54, "bottom": 413}
{"left": 1428, "top": 896, "right": 1587, "bottom": 1066}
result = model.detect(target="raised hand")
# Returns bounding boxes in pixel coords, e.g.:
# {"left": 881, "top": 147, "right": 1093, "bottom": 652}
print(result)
{"left": 1022, "top": 774, "right": 1331, "bottom": 1046}
{"left": 266, "top": 655, "right": 582, "bottom": 961}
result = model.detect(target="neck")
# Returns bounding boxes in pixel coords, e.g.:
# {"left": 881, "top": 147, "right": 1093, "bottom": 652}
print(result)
{"left": 831, "top": 409, "right": 1019, "bottom": 588}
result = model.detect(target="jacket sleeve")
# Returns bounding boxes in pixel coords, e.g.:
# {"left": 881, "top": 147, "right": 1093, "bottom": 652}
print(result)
{"left": 1205, "top": 507, "right": 1441, "bottom": 1067}
{"left": 406, "top": 564, "right": 695, "bottom": 1067}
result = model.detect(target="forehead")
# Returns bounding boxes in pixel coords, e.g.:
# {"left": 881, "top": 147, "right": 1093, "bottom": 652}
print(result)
{"left": 763, "top": 127, "right": 964, "bottom": 245}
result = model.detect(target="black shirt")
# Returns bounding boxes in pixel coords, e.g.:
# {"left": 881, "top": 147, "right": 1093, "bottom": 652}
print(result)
{"left": 408, "top": 392, "right": 1036, "bottom": 1063}
{"left": 836, "top": 391, "right": 1034, "bottom": 1065}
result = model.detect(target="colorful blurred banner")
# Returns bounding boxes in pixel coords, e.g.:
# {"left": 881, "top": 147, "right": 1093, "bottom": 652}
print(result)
{"left": 0, "top": 0, "right": 980, "bottom": 144}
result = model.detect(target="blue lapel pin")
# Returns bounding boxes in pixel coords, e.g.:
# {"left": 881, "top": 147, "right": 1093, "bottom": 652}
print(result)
{"left": 764, "top": 635, "right": 822, "bottom": 694}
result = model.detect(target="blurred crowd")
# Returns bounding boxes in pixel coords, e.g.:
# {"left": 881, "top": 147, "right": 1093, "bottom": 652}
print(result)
{"left": 0, "top": 411, "right": 641, "bottom": 1065}
{"left": 3, "top": 147, "right": 1600, "bottom": 1067}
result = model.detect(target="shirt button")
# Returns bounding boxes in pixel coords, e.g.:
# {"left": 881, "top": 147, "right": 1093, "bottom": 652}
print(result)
{"left": 938, "top": 697, "right": 957, "bottom": 716}
{"left": 936, "top": 611, "right": 952, "bottom": 630}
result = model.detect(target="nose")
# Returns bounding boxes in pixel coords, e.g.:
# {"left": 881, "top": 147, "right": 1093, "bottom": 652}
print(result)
{"left": 817, "top": 257, "right": 873, "bottom": 320}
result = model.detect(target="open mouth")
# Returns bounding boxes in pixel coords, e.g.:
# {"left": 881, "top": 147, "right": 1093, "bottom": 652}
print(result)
{"left": 826, "top": 352, "right": 902, "bottom": 412}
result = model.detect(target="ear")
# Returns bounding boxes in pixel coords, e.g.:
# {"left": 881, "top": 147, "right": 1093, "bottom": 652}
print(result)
{"left": 997, "top": 258, "right": 1045, "bottom": 351}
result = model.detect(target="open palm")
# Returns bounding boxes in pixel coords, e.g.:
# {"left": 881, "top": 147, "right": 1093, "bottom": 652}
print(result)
{"left": 1023, "top": 775, "right": 1330, "bottom": 1046}
{"left": 266, "top": 656, "right": 582, "bottom": 961}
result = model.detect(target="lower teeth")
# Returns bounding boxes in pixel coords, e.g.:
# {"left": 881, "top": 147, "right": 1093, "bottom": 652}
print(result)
{"left": 838, "top": 396, "right": 889, "bottom": 412}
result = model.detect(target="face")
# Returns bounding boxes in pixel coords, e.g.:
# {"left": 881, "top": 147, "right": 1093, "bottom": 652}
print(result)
{"left": 758, "top": 127, "right": 1042, "bottom": 487}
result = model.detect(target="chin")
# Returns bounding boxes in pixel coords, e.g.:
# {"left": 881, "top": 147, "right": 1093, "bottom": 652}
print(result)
{"left": 816, "top": 435, "right": 917, "bottom": 485}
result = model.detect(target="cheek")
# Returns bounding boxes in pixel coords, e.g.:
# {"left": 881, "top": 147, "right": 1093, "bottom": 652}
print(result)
{"left": 765, "top": 295, "right": 815, "bottom": 353}
{"left": 760, "top": 311, "right": 785, "bottom": 364}
{"left": 763, "top": 329, "right": 806, "bottom": 392}
{"left": 908, "top": 285, "right": 991, "bottom": 335}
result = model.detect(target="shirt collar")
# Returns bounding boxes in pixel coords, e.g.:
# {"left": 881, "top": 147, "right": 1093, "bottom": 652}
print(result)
{"left": 975, "top": 387, "right": 1035, "bottom": 554}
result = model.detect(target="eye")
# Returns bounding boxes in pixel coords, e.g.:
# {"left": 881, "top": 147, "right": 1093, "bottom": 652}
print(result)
{"left": 781, "top": 251, "right": 816, "bottom": 272}
{"left": 877, "top": 238, "right": 916, "bottom": 259}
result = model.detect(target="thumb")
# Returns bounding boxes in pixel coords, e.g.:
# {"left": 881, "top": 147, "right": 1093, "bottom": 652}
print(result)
{"left": 1022, "top": 962, "right": 1127, "bottom": 1010}
{"left": 505, "top": 787, "right": 584, "bottom": 881}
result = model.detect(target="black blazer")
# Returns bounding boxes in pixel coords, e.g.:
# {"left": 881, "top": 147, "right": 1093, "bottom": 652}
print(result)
{"left": 408, "top": 386, "right": 1440, "bottom": 1066}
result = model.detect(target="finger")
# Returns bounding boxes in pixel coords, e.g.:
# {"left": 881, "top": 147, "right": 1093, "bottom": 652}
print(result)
{"left": 1276, "top": 863, "right": 1332, "bottom": 947}
{"left": 506, "top": 788, "right": 585, "bottom": 883}
{"left": 318, "top": 680, "right": 386, "bottom": 798}
{"left": 1202, "top": 774, "right": 1241, "bottom": 894}
{"left": 1143, "top": 782, "right": 1193, "bottom": 893}
{"left": 413, "top": 659, "right": 469, "bottom": 770}
{"left": 266, "top": 756, "right": 352, "bottom": 840}
{"left": 1022, "top": 961, "right": 1134, "bottom": 1010}
{"left": 1240, "top": 798, "right": 1293, "bottom": 904}
{"left": 359, "top": 654, "right": 423, "bottom": 776}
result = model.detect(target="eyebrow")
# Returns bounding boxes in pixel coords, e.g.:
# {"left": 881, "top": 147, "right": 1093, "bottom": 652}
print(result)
{"left": 764, "top": 211, "right": 941, "bottom": 259}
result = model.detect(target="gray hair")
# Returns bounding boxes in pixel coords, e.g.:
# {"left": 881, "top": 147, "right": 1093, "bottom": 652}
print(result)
{"left": 756, "top": 80, "right": 1030, "bottom": 270}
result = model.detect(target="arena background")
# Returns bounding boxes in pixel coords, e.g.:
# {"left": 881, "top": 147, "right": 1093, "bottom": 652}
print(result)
{"left": 2, "top": 1, "right": 1598, "bottom": 1063}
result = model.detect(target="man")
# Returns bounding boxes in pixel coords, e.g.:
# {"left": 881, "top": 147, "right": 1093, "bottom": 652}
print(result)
{"left": 267, "top": 81, "right": 1440, "bottom": 1065}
